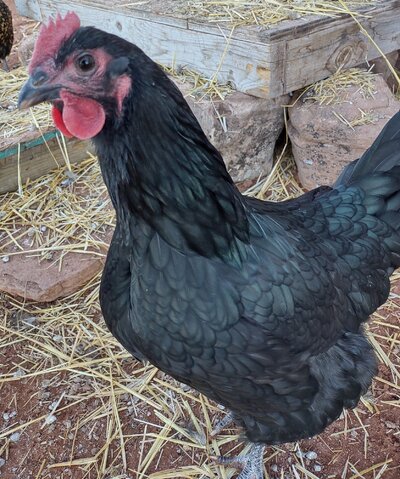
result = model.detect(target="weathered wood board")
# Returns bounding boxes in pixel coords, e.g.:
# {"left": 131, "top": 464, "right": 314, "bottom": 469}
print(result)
{"left": 15, "top": 0, "right": 400, "bottom": 98}
{"left": 0, "top": 131, "right": 93, "bottom": 194}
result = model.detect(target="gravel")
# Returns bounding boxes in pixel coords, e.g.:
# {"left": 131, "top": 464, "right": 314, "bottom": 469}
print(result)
{"left": 305, "top": 451, "right": 317, "bottom": 460}
{"left": 10, "top": 432, "right": 21, "bottom": 443}
{"left": 44, "top": 414, "right": 57, "bottom": 425}
{"left": 22, "top": 316, "right": 37, "bottom": 326}
{"left": 49, "top": 401, "right": 59, "bottom": 410}
{"left": 3, "top": 411, "right": 16, "bottom": 421}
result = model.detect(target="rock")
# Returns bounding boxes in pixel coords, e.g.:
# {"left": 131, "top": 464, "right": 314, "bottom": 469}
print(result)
{"left": 44, "top": 414, "right": 57, "bottom": 425}
{"left": 288, "top": 74, "right": 399, "bottom": 190}
{"left": 179, "top": 382, "right": 192, "bottom": 392}
{"left": 10, "top": 432, "right": 20, "bottom": 443}
{"left": 41, "top": 379, "right": 51, "bottom": 388}
{"left": 305, "top": 451, "right": 317, "bottom": 460}
{"left": 385, "top": 421, "right": 397, "bottom": 429}
{"left": 3, "top": 411, "right": 16, "bottom": 422}
{"left": 38, "top": 390, "right": 51, "bottom": 401}
{"left": 49, "top": 401, "right": 59, "bottom": 410}
{"left": 22, "top": 316, "right": 37, "bottom": 326}
{"left": 0, "top": 252, "right": 104, "bottom": 302}
{"left": 64, "top": 420, "right": 72, "bottom": 429}
{"left": 176, "top": 80, "right": 288, "bottom": 182}
{"left": 0, "top": 458, "right": 5, "bottom": 467}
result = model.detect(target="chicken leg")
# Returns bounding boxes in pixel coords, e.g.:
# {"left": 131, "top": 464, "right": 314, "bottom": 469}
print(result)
{"left": 214, "top": 443, "right": 265, "bottom": 479}
{"left": 211, "top": 411, "right": 236, "bottom": 437}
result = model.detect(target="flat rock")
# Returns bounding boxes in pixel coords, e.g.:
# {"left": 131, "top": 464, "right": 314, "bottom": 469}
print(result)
{"left": 177, "top": 81, "right": 288, "bottom": 182}
{"left": 0, "top": 252, "right": 104, "bottom": 302}
{"left": 288, "top": 74, "right": 399, "bottom": 190}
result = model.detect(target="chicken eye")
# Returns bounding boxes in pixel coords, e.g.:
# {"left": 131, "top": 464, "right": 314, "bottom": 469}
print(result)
{"left": 76, "top": 54, "right": 96, "bottom": 72}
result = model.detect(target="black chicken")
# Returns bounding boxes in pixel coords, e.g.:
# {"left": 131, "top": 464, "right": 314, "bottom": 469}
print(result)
{"left": 19, "top": 13, "right": 400, "bottom": 479}
{"left": 0, "top": 0, "right": 13, "bottom": 71}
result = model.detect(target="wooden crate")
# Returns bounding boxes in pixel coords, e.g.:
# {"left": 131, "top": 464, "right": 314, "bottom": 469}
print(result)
{"left": 15, "top": 0, "right": 400, "bottom": 99}
{"left": 0, "top": 130, "right": 93, "bottom": 194}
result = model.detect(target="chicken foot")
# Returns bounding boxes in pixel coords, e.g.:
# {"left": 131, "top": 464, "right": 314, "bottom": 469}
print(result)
{"left": 211, "top": 410, "right": 236, "bottom": 437}
{"left": 212, "top": 442, "right": 265, "bottom": 479}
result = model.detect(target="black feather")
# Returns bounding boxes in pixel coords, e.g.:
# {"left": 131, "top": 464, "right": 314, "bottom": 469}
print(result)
{"left": 60, "top": 26, "right": 400, "bottom": 445}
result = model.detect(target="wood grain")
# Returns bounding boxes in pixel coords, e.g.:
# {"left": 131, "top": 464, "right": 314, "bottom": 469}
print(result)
{"left": 15, "top": 0, "right": 400, "bottom": 98}
{"left": 0, "top": 131, "right": 93, "bottom": 194}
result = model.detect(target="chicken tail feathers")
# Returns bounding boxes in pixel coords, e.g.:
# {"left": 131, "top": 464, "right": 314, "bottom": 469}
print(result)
{"left": 331, "top": 111, "right": 400, "bottom": 269}
{"left": 335, "top": 111, "right": 400, "bottom": 187}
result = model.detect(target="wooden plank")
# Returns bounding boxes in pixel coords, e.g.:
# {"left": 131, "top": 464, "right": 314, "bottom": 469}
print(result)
{"left": 268, "top": 1, "right": 400, "bottom": 97}
{"left": 15, "top": 0, "right": 273, "bottom": 96}
{"left": 0, "top": 131, "right": 93, "bottom": 194}
{"left": 15, "top": 0, "right": 400, "bottom": 98}
{"left": 185, "top": 0, "right": 400, "bottom": 98}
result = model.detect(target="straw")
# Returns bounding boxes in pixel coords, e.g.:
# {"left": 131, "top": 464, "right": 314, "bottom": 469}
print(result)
{"left": 175, "top": 1, "right": 378, "bottom": 27}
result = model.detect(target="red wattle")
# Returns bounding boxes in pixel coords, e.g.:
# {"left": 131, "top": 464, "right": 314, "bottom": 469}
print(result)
{"left": 52, "top": 105, "right": 73, "bottom": 138}
{"left": 51, "top": 92, "right": 106, "bottom": 140}
{"left": 60, "top": 91, "right": 106, "bottom": 140}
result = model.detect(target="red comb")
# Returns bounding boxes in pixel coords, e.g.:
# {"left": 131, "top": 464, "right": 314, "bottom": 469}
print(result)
{"left": 29, "top": 12, "right": 81, "bottom": 73}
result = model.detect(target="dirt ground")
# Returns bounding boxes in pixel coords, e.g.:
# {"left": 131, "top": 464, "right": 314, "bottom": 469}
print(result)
{"left": 1, "top": 2, "right": 399, "bottom": 479}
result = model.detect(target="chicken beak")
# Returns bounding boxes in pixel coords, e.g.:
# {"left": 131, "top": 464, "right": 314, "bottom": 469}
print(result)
{"left": 18, "top": 71, "right": 61, "bottom": 109}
